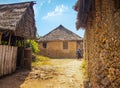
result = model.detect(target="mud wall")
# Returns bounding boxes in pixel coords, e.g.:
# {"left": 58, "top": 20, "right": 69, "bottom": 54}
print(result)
{"left": 84, "top": 0, "right": 120, "bottom": 88}
{"left": 39, "top": 41, "right": 83, "bottom": 58}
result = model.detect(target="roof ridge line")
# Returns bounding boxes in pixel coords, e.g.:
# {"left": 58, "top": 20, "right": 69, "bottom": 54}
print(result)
{"left": 0, "top": 1, "right": 36, "bottom": 6}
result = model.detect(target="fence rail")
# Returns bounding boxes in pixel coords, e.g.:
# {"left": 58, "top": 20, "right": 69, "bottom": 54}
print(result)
{"left": 0, "top": 45, "right": 17, "bottom": 77}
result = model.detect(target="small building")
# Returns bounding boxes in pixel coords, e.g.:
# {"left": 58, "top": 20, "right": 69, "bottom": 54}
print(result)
{"left": 38, "top": 25, "right": 83, "bottom": 58}
{"left": 0, "top": 1, "right": 36, "bottom": 77}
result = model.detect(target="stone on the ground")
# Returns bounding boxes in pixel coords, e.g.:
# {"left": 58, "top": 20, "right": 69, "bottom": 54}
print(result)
{"left": 29, "top": 65, "right": 57, "bottom": 80}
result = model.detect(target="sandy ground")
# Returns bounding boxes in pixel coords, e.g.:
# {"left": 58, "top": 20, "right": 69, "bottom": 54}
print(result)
{"left": 0, "top": 59, "right": 84, "bottom": 88}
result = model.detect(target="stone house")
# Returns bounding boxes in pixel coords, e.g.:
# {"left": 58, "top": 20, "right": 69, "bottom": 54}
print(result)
{"left": 74, "top": 0, "right": 120, "bottom": 88}
{"left": 0, "top": 1, "right": 36, "bottom": 77}
{"left": 38, "top": 25, "right": 83, "bottom": 58}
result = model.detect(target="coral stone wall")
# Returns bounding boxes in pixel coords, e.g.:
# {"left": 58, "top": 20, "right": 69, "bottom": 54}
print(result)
{"left": 39, "top": 41, "right": 83, "bottom": 58}
{"left": 84, "top": 0, "right": 120, "bottom": 88}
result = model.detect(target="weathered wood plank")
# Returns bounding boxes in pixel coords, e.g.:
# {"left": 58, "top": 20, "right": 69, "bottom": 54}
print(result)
{"left": 0, "top": 45, "right": 17, "bottom": 77}
{"left": 6, "top": 46, "right": 10, "bottom": 74}
{"left": 9, "top": 46, "right": 13, "bottom": 74}
{"left": 2, "top": 46, "right": 6, "bottom": 75}
{"left": 1, "top": 45, "right": 5, "bottom": 76}
{"left": 13, "top": 47, "right": 17, "bottom": 72}
{"left": 11, "top": 46, "right": 17, "bottom": 72}
{"left": 9, "top": 47, "right": 13, "bottom": 73}
{"left": 11, "top": 46, "right": 15, "bottom": 73}
{"left": 4, "top": 45, "right": 8, "bottom": 75}
{"left": 6, "top": 45, "right": 9, "bottom": 75}
{"left": 0, "top": 45, "right": 2, "bottom": 76}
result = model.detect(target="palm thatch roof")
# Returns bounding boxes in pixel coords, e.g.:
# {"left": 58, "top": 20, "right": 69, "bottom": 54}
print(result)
{"left": 0, "top": 1, "right": 36, "bottom": 39}
{"left": 74, "top": 0, "right": 94, "bottom": 29}
{"left": 39, "top": 25, "right": 83, "bottom": 42}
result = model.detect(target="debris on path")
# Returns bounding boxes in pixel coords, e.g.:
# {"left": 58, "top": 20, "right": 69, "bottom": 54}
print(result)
{"left": 0, "top": 59, "right": 85, "bottom": 88}
{"left": 24, "top": 59, "right": 84, "bottom": 88}
{"left": 29, "top": 65, "right": 58, "bottom": 80}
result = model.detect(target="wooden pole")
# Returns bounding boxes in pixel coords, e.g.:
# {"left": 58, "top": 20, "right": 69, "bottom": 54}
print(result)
{"left": 8, "top": 32, "right": 12, "bottom": 45}
{"left": 0, "top": 32, "right": 2, "bottom": 45}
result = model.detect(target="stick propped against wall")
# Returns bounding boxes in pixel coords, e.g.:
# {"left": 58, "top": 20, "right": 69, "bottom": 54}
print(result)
{"left": 8, "top": 31, "right": 12, "bottom": 46}
{"left": 0, "top": 32, "right": 2, "bottom": 45}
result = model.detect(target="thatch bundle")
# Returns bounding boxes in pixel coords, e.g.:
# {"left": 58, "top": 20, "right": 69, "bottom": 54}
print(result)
{"left": 0, "top": 1, "right": 36, "bottom": 39}
{"left": 74, "top": 0, "right": 94, "bottom": 29}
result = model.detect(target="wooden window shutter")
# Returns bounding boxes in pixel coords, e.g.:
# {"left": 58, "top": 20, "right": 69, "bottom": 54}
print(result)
{"left": 42, "top": 42, "right": 47, "bottom": 48}
{"left": 63, "top": 41, "right": 68, "bottom": 49}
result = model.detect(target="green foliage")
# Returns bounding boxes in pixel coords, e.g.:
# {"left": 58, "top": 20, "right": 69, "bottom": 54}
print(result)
{"left": 32, "top": 55, "right": 51, "bottom": 66}
{"left": 1, "top": 41, "right": 8, "bottom": 45}
{"left": 81, "top": 59, "right": 87, "bottom": 69}
{"left": 26, "top": 40, "right": 39, "bottom": 53}
{"left": 80, "top": 59, "right": 88, "bottom": 78}
{"left": 16, "top": 40, "right": 24, "bottom": 47}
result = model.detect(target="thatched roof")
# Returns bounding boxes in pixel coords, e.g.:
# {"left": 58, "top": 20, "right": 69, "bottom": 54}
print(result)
{"left": 74, "top": 0, "right": 94, "bottom": 29}
{"left": 0, "top": 1, "right": 36, "bottom": 39}
{"left": 39, "top": 25, "right": 83, "bottom": 42}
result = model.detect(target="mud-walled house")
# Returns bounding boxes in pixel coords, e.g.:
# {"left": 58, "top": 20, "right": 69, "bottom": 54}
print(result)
{"left": 0, "top": 1, "right": 36, "bottom": 77}
{"left": 74, "top": 0, "right": 120, "bottom": 88}
{"left": 38, "top": 25, "right": 83, "bottom": 58}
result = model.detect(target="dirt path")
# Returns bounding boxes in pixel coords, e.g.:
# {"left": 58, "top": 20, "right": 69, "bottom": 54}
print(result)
{"left": 0, "top": 59, "right": 84, "bottom": 88}
{"left": 51, "top": 59, "right": 84, "bottom": 88}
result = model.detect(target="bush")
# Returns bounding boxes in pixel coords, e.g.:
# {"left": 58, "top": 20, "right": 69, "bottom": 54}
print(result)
{"left": 26, "top": 40, "right": 39, "bottom": 53}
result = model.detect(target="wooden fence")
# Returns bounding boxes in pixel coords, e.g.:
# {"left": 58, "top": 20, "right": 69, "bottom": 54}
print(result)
{"left": 0, "top": 45, "right": 17, "bottom": 77}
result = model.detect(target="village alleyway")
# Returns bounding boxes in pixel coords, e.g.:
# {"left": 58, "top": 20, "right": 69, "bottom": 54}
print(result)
{"left": 0, "top": 59, "right": 85, "bottom": 88}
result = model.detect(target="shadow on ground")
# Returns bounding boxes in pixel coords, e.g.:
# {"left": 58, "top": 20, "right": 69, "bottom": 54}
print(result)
{"left": 0, "top": 69, "right": 30, "bottom": 88}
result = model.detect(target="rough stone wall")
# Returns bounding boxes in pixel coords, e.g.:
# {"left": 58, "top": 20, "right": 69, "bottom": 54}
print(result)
{"left": 84, "top": 0, "right": 120, "bottom": 88}
{"left": 39, "top": 41, "right": 83, "bottom": 58}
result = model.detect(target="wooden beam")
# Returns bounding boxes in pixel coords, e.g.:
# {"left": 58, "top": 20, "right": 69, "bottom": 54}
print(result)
{"left": 8, "top": 32, "right": 12, "bottom": 45}
{"left": 0, "top": 32, "right": 2, "bottom": 45}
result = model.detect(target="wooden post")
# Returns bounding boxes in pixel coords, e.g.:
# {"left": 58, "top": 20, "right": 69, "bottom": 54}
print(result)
{"left": 8, "top": 32, "right": 12, "bottom": 45}
{"left": 0, "top": 32, "right": 2, "bottom": 45}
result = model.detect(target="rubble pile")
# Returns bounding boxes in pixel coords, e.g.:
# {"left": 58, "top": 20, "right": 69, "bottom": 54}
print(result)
{"left": 29, "top": 65, "right": 58, "bottom": 80}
